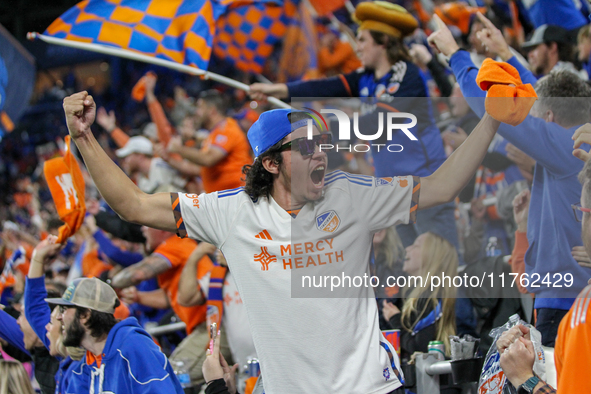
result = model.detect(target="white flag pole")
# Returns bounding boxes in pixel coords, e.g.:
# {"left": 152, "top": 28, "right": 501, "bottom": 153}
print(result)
{"left": 27, "top": 32, "right": 291, "bottom": 109}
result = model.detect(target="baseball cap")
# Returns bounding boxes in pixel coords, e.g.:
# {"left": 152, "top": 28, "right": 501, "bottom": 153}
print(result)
{"left": 45, "top": 277, "right": 119, "bottom": 314}
{"left": 247, "top": 109, "right": 315, "bottom": 158}
{"left": 522, "top": 24, "right": 570, "bottom": 49}
{"left": 142, "top": 122, "right": 158, "bottom": 140}
{"left": 115, "top": 136, "right": 153, "bottom": 158}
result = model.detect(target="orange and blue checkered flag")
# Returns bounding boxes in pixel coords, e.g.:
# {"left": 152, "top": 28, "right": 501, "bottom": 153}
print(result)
{"left": 213, "top": 0, "right": 299, "bottom": 73}
{"left": 44, "top": 0, "right": 230, "bottom": 70}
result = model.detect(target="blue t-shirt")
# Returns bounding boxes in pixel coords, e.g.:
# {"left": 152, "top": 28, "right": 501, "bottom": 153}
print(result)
{"left": 522, "top": 0, "right": 587, "bottom": 30}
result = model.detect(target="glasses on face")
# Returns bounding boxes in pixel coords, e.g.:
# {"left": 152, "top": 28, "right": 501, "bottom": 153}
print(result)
{"left": 279, "top": 133, "right": 333, "bottom": 157}
{"left": 572, "top": 203, "right": 591, "bottom": 222}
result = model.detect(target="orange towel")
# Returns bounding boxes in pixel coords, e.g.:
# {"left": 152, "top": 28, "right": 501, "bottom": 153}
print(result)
{"left": 475, "top": 58, "right": 537, "bottom": 126}
{"left": 131, "top": 71, "right": 157, "bottom": 102}
{"left": 43, "top": 136, "right": 86, "bottom": 244}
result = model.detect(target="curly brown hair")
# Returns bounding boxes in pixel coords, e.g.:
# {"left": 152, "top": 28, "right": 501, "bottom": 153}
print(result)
{"left": 242, "top": 142, "right": 283, "bottom": 200}
{"left": 369, "top": 30, "right": 411, "bottom": 64}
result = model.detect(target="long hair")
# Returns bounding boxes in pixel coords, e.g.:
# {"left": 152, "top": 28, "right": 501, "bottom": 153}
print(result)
{"left": 369, "top": 31, "right": 411, "bottom": 64}
{"left": 375, "top": 227, "right": 405, "bottom": 269}
{"left": 401, "top": 232, "right": 458, "bottom": 355}
{"left": 242, "top": 142, "right": 283, "bottom": 200}
{"left": 76, "top": 306, "right": 119, "bottom": 340}
{"left": 0, "top": 360, "right": 35, "bottom": 394}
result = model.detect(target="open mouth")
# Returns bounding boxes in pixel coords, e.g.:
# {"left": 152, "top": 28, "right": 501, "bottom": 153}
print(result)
{"left": 311, "top": 165, "right": 326, "bottom": 186}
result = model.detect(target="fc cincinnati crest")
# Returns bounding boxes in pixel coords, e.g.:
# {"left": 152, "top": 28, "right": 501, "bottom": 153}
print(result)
{"left": 376, "top": 177, "right": 392, "bottom": 186}
{"left": 316, "top": 211, "right": 340, "bottom": 233}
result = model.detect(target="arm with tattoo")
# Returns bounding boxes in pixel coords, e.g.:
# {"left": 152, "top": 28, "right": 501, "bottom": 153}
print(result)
{"left": 111, "top": 254, "right": 171, "bottom": 288}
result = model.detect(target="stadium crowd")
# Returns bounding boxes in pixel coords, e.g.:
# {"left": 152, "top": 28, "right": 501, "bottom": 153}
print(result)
{"left": 1, "top": 0, "right": 591, "bottom": 393}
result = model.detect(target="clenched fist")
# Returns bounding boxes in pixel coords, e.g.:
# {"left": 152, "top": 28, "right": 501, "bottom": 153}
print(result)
{"left": 63, "top": 91, "right": 96, "bottom": 140}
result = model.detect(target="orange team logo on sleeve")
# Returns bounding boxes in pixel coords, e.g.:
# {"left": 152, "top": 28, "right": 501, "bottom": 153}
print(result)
{"left": 254, "top": 247, "right": 277, "bottom": 271}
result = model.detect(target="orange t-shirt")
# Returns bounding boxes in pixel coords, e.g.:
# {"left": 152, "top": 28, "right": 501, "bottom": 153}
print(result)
{"left": 201, "top": 118, "right": 252, "bottom": 193}
{"left": 554, "top": 284, "right": 591, "bottom": 394}
{"left": 82, "top": 249, "right": 113, "bottom": 279}
{"left": 154, "top": 235, "right": 213, "bottom": 334}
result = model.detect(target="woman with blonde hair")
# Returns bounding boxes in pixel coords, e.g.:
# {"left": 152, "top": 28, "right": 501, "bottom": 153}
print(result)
{"left": 0, "top": 359, "right": 35, "bottom": 394}
{"left": 373, "top": 226, "right": 405, "bottom": 300}
{"left": 383, "top": 231, "right": 458, "bottom": 360}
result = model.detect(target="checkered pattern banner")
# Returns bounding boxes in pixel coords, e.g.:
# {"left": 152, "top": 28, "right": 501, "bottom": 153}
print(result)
{"left": 213, "top": 0, "right": 298, "bottom": 73}
{"left": 45, "top": 0, "right": 239, "bottom": 69}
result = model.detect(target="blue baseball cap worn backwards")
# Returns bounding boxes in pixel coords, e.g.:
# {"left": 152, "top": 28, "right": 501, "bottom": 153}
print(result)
{"left": 247, "top": 109, "right": 315, "bottom": 158}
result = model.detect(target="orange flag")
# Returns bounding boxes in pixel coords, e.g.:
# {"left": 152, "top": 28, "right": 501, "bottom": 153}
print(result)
{"left": 43, "top": 135, "right": 86, "bottom": 243}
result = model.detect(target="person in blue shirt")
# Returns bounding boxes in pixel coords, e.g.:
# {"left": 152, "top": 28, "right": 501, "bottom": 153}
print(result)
{"left": 428, "top": 12, "right": 591, "bottom": 346}
{"left": 250, "top": 1, "right": 461, "bottom": 254}
{"left": 33, "top": 235, "right": 184, "bottom": 394}
{"left": 520, "top": 0, "right": 588, "bottom": 32}
{"left": 25, "top": 236, "right": 183, "bottom": 394}
{"left": 25, "top": 238, "right": 85, "bottom": 394}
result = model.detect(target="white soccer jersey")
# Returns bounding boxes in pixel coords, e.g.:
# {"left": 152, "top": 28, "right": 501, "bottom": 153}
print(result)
{"left": 172, "top": 170, "right": 420, "bottom": 393}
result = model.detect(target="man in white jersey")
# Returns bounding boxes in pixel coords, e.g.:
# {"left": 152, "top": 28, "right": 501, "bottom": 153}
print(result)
{"left": 62, "top": 91, "right": 500, "bottom": 393}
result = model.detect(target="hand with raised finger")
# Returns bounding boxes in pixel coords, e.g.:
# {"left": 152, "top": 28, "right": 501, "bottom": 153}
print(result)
{"left": 202, "top": 329, "right": 225, "bottom": 384}
{"left": 475, "top": 12, "right": 513, "bottom": 61}
{"left": 63, "top": 91, "right": 97, "bottom": 140}
{"left": 572, "top": 123, "right": 591, "bottom": 162}
{"left": 427, "top": 14, "right": 460, "bottom": 57}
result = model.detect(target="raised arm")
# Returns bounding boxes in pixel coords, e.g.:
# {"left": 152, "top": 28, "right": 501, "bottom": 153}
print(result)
{"left": 177, "top": 242, "right": 216, "bottom": 306}
{"left": 25, "top": 236, "right": 64, "bottom": 350}
{"left": 419, "top": 113, "right": 500, "bottom": 209}
{"left": 0, "top": 310, "right": 30, "bottom": 356}
{"left": 63, "top": 92, "right": 176, "bottom": 232}
{"left": 168, "top": 135, "right": 226, "bottom": 167}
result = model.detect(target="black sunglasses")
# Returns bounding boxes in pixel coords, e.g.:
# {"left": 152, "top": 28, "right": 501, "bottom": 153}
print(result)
{"left": 279, "top": 133, "right": 333, "bottom": 156}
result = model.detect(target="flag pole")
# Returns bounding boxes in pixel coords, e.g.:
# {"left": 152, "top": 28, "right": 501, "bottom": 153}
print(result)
{"left": 27, "top": 32, "right": 291, "bottom": 109}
